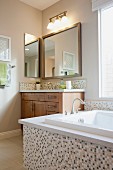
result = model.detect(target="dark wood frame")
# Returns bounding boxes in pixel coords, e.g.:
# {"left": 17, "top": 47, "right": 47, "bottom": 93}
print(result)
{"left": 41, "top": 22, "right": 82, "bottom": 79}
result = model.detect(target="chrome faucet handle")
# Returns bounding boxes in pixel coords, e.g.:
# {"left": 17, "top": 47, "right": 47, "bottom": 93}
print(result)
{"left": 65, "top": 111, "right": 68, "bottom": 115}
{"left": 70, "top": 110, "right": 74, "bottom": 114}
{"left": 75, "top": 108, "right": 81, "bottom": 113}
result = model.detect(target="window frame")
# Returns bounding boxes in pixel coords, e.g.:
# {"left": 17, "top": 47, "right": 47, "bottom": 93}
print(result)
{"left": 99, "top": 6, "right": 113, "bottom": 99}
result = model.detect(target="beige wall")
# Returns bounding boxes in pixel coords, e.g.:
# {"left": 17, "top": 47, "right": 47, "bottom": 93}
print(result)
{"left": 0, "top": 0, "right": 42, "bottom": 132}
{"left": 42, "top": 0, "right": 99, "bottom": 100}
{"left": 0, "top": 0, "right": 99, "bottom": 133}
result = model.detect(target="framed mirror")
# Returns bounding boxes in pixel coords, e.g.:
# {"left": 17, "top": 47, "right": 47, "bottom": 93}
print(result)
{"left": 24, "top": 33, "right": 40, "bottom": 78}
{"left": 42, "top": 22, "right": 82, "bottom": 79}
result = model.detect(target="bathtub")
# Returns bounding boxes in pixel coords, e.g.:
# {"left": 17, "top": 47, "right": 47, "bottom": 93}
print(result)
{"left": 45, "top": 110, "right": 113, "bottom": 138}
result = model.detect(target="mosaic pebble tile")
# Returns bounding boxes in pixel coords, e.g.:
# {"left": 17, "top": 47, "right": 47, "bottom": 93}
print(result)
{"left": 85, "top": 100, "right": 113, "bottom": 111}
{"left": 40, "top": 79, "right": 86, "bottom": 90}
{"left": 19, "top": 82, "right": 36, "bottom": 90}
{"left": 23, "top": 125, "right": 113, "bottom": 170}
{"left": 19, "top": 79, "right": 86, "bottom": 90}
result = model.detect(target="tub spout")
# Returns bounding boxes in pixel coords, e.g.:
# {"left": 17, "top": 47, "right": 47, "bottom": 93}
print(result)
{"left": 71, "top": 98, "right": 85, "bottom": 114}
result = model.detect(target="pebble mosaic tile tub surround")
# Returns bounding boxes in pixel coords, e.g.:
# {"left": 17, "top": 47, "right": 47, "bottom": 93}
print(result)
{"left": 23, "top": 126, "right": 113, "bottom": 170}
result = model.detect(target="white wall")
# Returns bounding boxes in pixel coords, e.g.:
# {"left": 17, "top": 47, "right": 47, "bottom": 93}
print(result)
{"left": 0, "top": 0, "right": 42, "bottom": 132}
{"left": 42, "top": 0, "right": 99, "bottom": 100}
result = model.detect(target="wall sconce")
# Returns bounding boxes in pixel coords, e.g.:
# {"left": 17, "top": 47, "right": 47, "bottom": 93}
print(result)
{"left": 47, "top": 11, "right": 69, "bottom": 31}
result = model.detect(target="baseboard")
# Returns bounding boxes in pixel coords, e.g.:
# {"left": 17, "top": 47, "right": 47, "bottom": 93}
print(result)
{"left": 0, "top": 129, "right": 22, "bottom": 140}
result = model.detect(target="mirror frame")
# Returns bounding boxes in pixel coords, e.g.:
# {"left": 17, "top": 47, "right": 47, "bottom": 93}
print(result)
{"left": 42, "top": 22, "right": 82, "bottom": 79}
{"left": 24, "top": 36, "right": 40, "bottom": 78}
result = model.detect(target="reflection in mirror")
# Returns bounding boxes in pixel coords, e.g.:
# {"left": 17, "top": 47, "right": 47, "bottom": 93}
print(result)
{"left": 43, "top": 23, "right": 81, "bottom": 78}
{"left": 45, "top": 39, "right": 55, "bottom": 77}
{"left": 24, "top": 33, "right": 40, "bottom": 78}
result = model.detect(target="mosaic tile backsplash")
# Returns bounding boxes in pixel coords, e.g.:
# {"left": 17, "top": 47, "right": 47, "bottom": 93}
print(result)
{"left": 19, "top": 82, "right": 36, "bottom": 90}
{"left": 19, "top": 79, "right": 86, "bottom": 90}
{"left": 41, "top": 79, "right": 86, "bottom": 90}
{"left": 85, "top": 100, "right": 113, "bottom": 111}
{"left": 23, "top": 126, "right": 113, "bottom": 170}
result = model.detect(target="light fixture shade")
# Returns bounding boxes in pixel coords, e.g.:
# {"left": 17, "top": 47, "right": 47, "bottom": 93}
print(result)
{"left": 54, "top": 18, "right": 61, "bottom": 30}
{"left": 47, "top": 11, "right": 70, "bottom": 31}
{"left": 47, "top": 21, "right": 54, "bottom": 30}
{"left": 61, "top": 16, "right": 69, "bottom": 27}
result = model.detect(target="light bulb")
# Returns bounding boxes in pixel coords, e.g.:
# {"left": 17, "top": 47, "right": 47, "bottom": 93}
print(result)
{"left": 47, "top": 21, "right": 54, "bottom": 30}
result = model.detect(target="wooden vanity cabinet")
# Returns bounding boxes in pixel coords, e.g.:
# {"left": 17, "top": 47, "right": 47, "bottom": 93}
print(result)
{"left": 21, "top": 100, "right": 33, "bottom": 118}
{"left": 21, "top": 92, "right": 84, "bottom": 119}
{"left": 33, "top": 101, "right": 46, "bottom": 117}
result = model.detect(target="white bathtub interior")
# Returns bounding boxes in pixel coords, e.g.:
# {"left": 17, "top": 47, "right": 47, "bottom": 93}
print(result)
{"left": 45, "top": 110, "right": 113, "bottom": 138}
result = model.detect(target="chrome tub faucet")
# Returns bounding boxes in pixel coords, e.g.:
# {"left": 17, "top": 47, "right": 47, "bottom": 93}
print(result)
{"left": 71, "top": 98, "right": 85, "bottom": 114}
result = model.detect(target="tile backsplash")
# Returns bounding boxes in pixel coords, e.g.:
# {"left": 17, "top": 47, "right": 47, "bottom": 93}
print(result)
{"left": 19, "top": 79, "right": 87, "bottom": 90}
{"left": 41, "top": 79, "right": 87, "bottom": 90}
{"left": 85, "top": 100, "right": 113, "bottom": 111}
{"left": 19, "top": 82, "right": 36, "bottom": 90}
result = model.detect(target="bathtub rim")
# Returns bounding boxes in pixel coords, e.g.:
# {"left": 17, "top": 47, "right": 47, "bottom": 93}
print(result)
{"left": 18, "top": 111, "right": 113, "bottom": 148}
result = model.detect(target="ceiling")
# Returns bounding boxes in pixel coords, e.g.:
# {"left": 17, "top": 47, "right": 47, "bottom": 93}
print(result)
{"left": 25, "top": 41, "right": 38, "bottom": 57}
{"left": 20, "top": 0, "right": 60, "bottom": 10}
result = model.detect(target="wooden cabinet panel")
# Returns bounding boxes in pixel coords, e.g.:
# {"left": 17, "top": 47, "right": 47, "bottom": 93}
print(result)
{"left": 38, "top": 93, "right": 45, "bottom": 101}
{"left": 34, "top": 101, "right": 46, "bottom": 117}
{"left": 45, "top": 93, "right": 59, "bottom": 102}
{"left": 22, "top": 93, "right": 45, "bottom": 101}
{"left": 22, "top": 93, "right": 39, "bottom": 101}
{"left": 46, "top": 102, "right": 59, "bottom": 112}
{"left": 21, "top": 100, "right": 34, "bottom": 118}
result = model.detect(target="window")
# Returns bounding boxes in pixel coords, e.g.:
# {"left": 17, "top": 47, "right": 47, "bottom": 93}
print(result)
{"left": 99, "top": 6, "right": 113, "bottom": 98}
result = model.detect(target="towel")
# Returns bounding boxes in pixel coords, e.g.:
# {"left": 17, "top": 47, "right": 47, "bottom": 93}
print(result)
{"left": 0, "top": 62, "right": 7, "bottom": 85}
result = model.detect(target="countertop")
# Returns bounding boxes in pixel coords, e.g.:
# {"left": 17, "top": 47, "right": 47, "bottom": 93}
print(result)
{"left": 20, "top": 89, "right": 85, "bottom": 93}
{"left": 18, "top": 114, "right": 113, "bottom": 148}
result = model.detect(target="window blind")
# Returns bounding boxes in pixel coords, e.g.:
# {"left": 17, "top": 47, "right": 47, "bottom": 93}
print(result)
{"left": 92, "top": 0, "right": 113, "bottom": 11}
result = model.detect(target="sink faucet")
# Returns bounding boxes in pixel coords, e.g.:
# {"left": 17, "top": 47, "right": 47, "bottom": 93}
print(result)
{"left": 71, "top": 98, "right": 85, "bottom": 114}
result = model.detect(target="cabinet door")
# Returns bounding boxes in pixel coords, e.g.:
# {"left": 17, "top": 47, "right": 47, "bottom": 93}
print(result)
{"left": 33, "top": 101, "right": 46, "bottom": 117}
{"left": 21, "top": 100, "right": 34, "bottom": 118}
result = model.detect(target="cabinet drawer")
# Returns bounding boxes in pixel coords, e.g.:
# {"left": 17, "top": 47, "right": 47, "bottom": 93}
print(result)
{"left": 45, "top": 93, "right": 59, "bottom": 102}
{"left": 46, "top": 102, "right": 59, "bottom": 112}
{"left": 21, "top": 93, "right": 45, "bottom": 101}
{"left": 38, "top": 94, "right": 45, "bottom": 101}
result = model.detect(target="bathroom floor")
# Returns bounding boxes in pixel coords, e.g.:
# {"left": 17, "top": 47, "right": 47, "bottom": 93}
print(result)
{"left": 0, "top": 135, "right": 27, "bottom": 170}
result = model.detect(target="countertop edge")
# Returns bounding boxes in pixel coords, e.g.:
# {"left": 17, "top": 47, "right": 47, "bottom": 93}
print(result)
{"left": 19, "top": 89, "right": 85, "bottom": 93}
